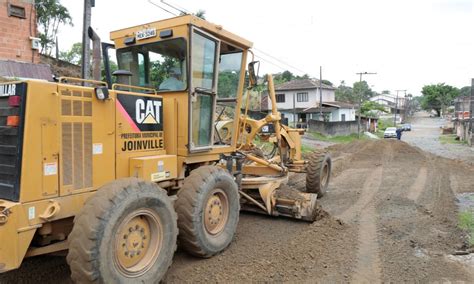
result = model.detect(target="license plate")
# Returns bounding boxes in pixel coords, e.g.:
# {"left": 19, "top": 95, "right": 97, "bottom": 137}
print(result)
{"left": 136, "top": 28, "right": 157, "bottom": 40}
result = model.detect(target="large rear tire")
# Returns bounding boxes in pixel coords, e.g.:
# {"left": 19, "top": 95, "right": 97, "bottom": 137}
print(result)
{"left": 175, "top": 166, "right": 239, "bottom": 258}
{"left": 306, "top": 152, "right": 332, "bottom": 197}
{"left": 66, "top": 178, "right": 177, "bottom": 283}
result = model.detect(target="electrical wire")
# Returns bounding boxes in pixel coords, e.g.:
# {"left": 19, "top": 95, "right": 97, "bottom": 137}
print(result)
{"left": 147, "top": 0, "right": 177, "bottom": 16}
{"left": 253, "top": 47, "right": 311, "bottom": 75}
{"left": 253, "top": 54, "right": 290, "bottom": 73}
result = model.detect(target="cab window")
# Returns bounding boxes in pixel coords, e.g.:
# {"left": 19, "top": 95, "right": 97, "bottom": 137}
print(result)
{"left": 116, "top": 38, "right": 187, "bottom": 92}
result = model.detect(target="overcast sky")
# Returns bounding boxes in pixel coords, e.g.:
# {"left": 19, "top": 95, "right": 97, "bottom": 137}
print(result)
{"left": 57, "top": 0, "right": 473, "bottom": 96}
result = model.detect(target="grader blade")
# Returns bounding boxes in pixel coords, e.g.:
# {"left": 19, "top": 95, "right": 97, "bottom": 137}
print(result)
{"left": 272, "top": 185, "right": 318, "bottom": 222}
{"left": 240, "top": 177, "right": 320, "bottom": 222}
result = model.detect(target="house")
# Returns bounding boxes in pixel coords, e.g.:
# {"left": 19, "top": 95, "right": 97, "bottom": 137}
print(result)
{"left": 452, "top": 95, "right": 472, "bottom": 143}
{"left": 0, "top": 1, "right": 52, "bottom": 80}
{"left": 369, "top": 93, "right": 406, "bottom": 114}
{"left": 261, "top": 78, "right": 355, "bottom": 126}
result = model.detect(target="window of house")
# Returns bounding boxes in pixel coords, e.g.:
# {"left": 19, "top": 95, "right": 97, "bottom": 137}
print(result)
{"left": 296, "top": 92, "right": 308, "bottom": 102}
{"left": 341, "top": 114, "right": 346, "bottom": 121}
{"left": 276, "top": 94, "right": 285, "bottom": 103}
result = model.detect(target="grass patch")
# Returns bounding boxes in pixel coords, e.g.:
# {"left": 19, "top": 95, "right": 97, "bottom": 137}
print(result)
{"left": 378, "top": 118, "right": 395, "bottom": 131}
{"left": 301, "top": 144, "right": 313, "bottom": 154}
{"left": 375, "top": 130, "right": 385, "bottom": 139}
{"left": 459, "top": 211, "right": 474, "bottom": 246}
{"left": 309, "top": 132, "right": 365, "bottom": 144}
{"left": 439, "top": 134, "right": 467, "bottom": 145}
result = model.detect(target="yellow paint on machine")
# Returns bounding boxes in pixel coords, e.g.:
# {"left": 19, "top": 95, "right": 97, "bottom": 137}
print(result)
{"left": 130, "top": 155, "right": 178, "bottom": 182}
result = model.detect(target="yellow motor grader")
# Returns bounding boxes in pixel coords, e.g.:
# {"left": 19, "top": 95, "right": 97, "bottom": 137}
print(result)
{"left": 0, "top": 15, "right": 331, "bottom": 282}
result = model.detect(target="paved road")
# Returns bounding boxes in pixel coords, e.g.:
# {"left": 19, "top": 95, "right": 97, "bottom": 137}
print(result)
{"left": 402, "top": 112, "right": 474, "bottom": 164}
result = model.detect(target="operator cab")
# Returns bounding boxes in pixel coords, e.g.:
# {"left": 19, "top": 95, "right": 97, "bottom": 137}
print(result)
{"left": 106, "top": 15, "right": 252, "bottom": 153}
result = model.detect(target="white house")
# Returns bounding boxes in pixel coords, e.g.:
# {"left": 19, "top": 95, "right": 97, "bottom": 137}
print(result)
{"left": 261, "top": 79, "right": 356, "bottom": 125}
{"left": 370, "top": 93, "right": 406, "bottom": 113}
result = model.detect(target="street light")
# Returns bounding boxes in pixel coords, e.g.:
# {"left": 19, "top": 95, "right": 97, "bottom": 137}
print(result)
{"left": 356, "top": 72, "right": 377, "bottom": 139}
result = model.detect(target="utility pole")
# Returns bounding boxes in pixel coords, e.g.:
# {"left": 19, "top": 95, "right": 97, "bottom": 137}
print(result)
{"left": 394, "top": 89, "right": 406, "bottom": 126}
{"left": 470, "top": 78, "right": 474, "bottom": 146}
{"left": 81, "top": 0, "right": 95, "bottom": 80}
{"left": 356, "top": 72, "right": 377, "bottom": 138}
{"left": 293, "top": 93, "right": 296, "bottom": 127}
{"left": 319, "top": 66, "right": 323, "bottom": 121}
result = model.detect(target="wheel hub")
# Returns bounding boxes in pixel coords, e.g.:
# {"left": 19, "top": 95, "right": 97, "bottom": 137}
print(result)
{"left": 114, "top": 209, "right": 162, "bottom": 277}
{"left": 204, "top": 189, "right": 229, "bottom": 235}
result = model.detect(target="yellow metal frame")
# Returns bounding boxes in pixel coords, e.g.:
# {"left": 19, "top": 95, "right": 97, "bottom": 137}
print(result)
{"left": 0, "top": 13, "right": 314, "bottom": 274}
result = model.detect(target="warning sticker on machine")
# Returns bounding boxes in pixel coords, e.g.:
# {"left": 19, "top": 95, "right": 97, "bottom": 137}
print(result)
{"left": 151, "top": 172, "right": 167, "bottom": 182}
{"left": 44, "top": 162, "right": 58, "bottom": 176}
{"left": 28, "top": 207, "right": 35, "bottom": 220}
{"left": 93, "top": 143, "right": 103, "bottom": 155}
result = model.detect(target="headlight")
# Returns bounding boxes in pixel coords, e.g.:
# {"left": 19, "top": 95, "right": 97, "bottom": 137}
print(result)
{"left": 94, "top": 86, "right": 109, "bottom": 101}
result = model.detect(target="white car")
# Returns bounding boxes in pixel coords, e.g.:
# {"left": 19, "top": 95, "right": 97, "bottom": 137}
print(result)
{"left": 384, "top": 127, "right": 397, "bottom": 138}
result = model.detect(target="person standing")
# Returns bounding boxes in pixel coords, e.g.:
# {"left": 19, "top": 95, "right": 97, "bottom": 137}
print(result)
{"left": 396, "top": 128, "right": 403, "bottom": 140}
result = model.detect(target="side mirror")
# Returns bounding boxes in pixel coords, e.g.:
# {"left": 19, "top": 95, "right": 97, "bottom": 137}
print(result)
{"left": 247, "top": 61, "right": 259, "bottom": 88}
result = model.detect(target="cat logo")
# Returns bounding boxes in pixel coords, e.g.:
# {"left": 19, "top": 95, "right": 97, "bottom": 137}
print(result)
{"left": 116, "top": 94, "right": 163, "bottom": 132}
{"left": 135, "top": 99, "right": 162, "bottom": 125}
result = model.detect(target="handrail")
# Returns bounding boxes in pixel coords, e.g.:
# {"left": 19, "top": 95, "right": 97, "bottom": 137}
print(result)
{"left": 112, "top": 84, "right": 157, "bottom": 95}
{"left": 58, "top": 77, "right": 108, "bottom": 87}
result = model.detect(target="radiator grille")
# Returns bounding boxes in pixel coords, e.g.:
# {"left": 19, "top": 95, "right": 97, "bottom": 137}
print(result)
{"left": 73, "top": 101, "right": 82, "bottom": 116}
{"left": 73, "top": 122, "right": 84, "bottom": 190}
{"left": 84, "top": 123, "right": 92, "bottom": 188}
{"left": 61, "top": 90, "right": 71, "bottom": 96}
{"left": 60, "top": 89, "right": 93, "bottom": 191}
{"left": 62, "top": 123, "right": 72, "bottom": 186}
{"left": 61, "top": 100, "right": 71, "bottom": 116}
{"left": 83, "top": 101, "right": 92, "bottom": 116}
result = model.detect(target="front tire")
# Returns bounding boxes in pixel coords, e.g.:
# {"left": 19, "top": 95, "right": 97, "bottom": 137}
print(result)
{"left": 175, "top": 166, "right": 239, "bottom": 258}
{"left": 306, "top": 152, "right": 332, "bottom": 197}
{"left": 67, "top": 178, "right": 177, "bottom": 283}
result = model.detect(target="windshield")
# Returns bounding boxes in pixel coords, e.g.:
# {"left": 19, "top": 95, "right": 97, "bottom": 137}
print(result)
{"left": 116, "top": 38, "right": 187, "bottom": 92}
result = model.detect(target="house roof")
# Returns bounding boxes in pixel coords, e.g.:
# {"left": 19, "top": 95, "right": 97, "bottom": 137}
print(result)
{"left": 322, "top": 101, "right": 356, "bottom": 109}
{"left": 279, "top": 107, "right": 335, "bottom": 113}
{"left": 275, "top": 78, "right": 336, "bottom": 91}
{"left": 0, "top": 60, "right": 53, "bottom": 81}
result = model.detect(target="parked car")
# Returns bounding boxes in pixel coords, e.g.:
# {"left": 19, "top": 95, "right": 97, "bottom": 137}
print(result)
{"left": 384, "top": 127, "right": 397, "bottom": 138}
{"left": 402, "top": 123, "right": 412, "bottom": 131}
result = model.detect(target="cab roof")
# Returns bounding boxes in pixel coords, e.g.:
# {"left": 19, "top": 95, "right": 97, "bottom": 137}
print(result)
{"left": 110, "top": 14, "right": 253, "bottom": 50}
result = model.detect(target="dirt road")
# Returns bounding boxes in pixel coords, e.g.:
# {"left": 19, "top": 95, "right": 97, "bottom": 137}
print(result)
{"left": 403, "top": 112, "right": 474, "bottom": 163}
{"left": 1, "top": 140, "right": 473, "bottom": 283}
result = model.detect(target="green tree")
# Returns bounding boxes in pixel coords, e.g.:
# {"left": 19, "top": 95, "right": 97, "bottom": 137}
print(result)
{"left": 360, "top": 101, "right": 387, "bottom": 116}
{"left": 335, "top": 80, "right": 354, "bottom": 102}
{"left": 180, "top": 9, "right": 206, "bottom": 20}
{"left": 335, "top": 80, "right": 374, "bottom": 103}
{"left": 321, "top": 79, "right": 333, "bottom": 86}
{"left": 353, "top": 81, "right": 374, "bottom": 102}
{"left": 218, "top": 71, "right": 240, "bottom": 98}
{"left": 149, "top": 57, "right": 179, "bottom": 89}
{"left": 459, "top": 86, "right": 471, "bottom": 97}
{"left": 420, "top": 83, "right": 460, "bottom": 116}
{"left": 36, "top": 0, "right": 73, "bottom": 55}
{"left": 59, "top": 42, "right": 82, "bottom": 64}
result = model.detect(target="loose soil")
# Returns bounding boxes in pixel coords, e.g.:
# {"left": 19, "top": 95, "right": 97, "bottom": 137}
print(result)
{"left": 1, "top": 140, "right": 473, "bottom": 283}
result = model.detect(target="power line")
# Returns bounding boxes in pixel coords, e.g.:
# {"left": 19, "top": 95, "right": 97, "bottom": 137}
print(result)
{"left": 253, "top": 47, "right": 312, "bottom": 76}
{"left": 147, "top": 0, "right": 177, "bottom": 16}
{"left": 253, "top": 54, "right": 291, "bottom": 73}
{"left": 160, "top": 0, "right": 189, "bottom": 15}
